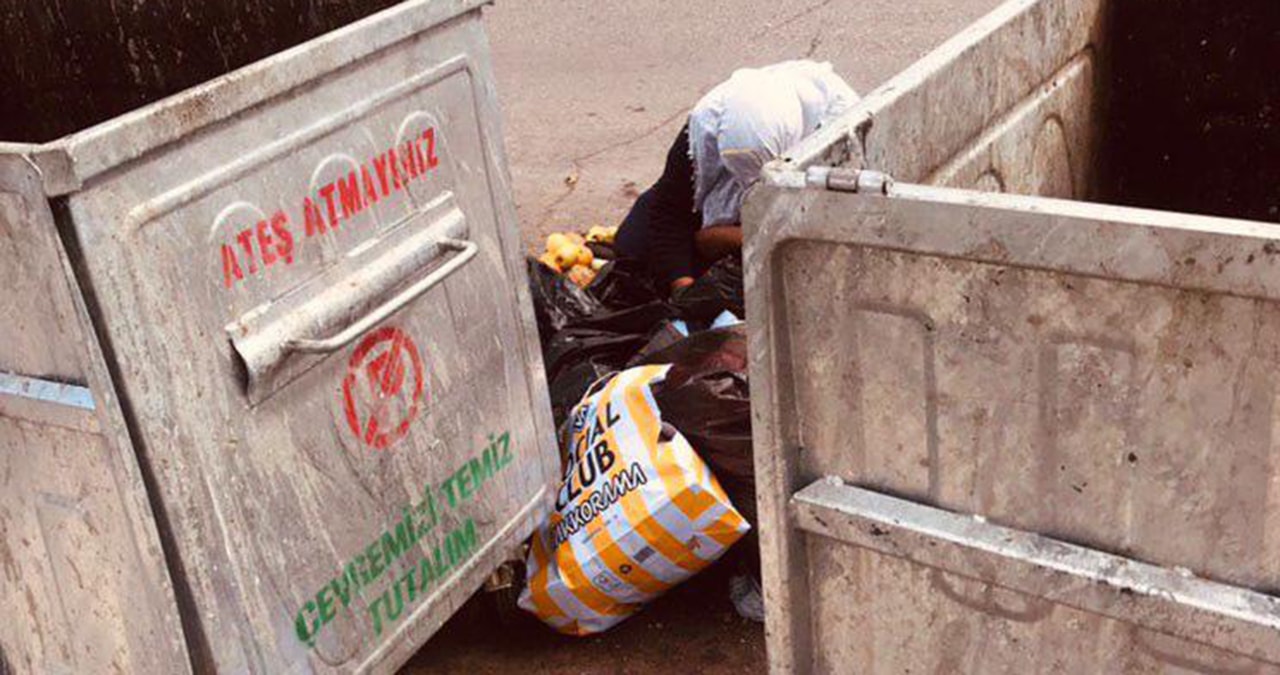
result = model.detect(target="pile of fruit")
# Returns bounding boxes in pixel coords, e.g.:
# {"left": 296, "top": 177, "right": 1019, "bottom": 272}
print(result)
{"left": 537, "top": 226, "right": 618, "bottom": 288}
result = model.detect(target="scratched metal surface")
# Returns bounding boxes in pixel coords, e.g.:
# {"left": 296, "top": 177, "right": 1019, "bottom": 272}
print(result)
{"left": 775, "top": 0, "right": 1106, "bottom": 180}
{"left": 0, "top": 1, "right": 558, "bottom": 673}
{"left": 793, "top": 482, "right": 1280, "bottom": 672}
{"left": 748, "top": 182, "right": 1280, "bottom": 674}
{"left": 746, "top": 0, "right": 1280, "bottom": 672}
{"left": 0, "top": 157, "right": 190, "bottom": 674}
{"left": 0, "top": 165, "right": 85, "bottom": 384}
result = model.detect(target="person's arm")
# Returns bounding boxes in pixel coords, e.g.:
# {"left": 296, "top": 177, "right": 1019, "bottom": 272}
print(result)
{"left": 694, "top": 224, "right": 742, "bottom": 261}
{"left": 646, "top": 125, "right": 700, "bottom": 293}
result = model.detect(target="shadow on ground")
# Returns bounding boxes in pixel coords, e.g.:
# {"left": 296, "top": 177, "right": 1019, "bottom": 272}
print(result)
{"left": 403, "top": 563, "right": 766, "bottom": 674}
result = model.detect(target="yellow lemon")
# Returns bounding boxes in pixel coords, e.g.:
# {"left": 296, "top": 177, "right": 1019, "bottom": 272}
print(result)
{"left": 566, "top": 232, "right": 586, "bottom": 246}
{"left": 586, "top": 226, "right": 607, "bottom": 243}
{"left": 576, "top": 246, "right": 594, "bottom": 268}
{"left": 546, "top": 232, "right": 569, "bottom": 254}
{"left": 538, "top": 252, "right": 561, "bottom": 273}
{"left": 603, "top": 226, "right": 618, "bottom": 244}
{"left": 553, "top": 243, "right": 580, "bottom": 270}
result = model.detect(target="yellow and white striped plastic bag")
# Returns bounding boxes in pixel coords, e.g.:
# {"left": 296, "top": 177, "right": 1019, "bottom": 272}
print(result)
{"left": 518, "top": 364, "right": 750, "bottom": 635}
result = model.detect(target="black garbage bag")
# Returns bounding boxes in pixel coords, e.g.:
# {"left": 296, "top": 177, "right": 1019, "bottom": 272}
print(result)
{"left": 528, "top": 253, "right": 746, "bottom": 431}
{"left": 541, "top": 299, "right": 675, "bottom": 425}
{"left": 547, "top": 359, "right": 616, "bottom": 442}
{"left": 586, "top": 241, "right": 617, "bottom": 261}
{"left": 527, "top": 257, "right": 601, "bottom": 336}
{"left": 586, "top": 257, "right": 663, "bottom": 310}
{"left": 670, "top": 256, "right": 744, "bottom": 326}
{"left": 639, "top": 324, "right": 757, "bottom": 577}
{"left": 542, "top": 329, "right": 632, "bottom": 429}
{"left": 529, "top": 257, "right": 676, "bottom": 428}
{"left": 636, "top": 325, "right": 754, "bottom": 525}
{"left": 557, "top": 300, "right": 672, "bottom": 337}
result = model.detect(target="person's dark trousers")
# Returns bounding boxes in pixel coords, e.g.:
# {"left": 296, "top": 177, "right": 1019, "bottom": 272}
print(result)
{"left": 614, "top": 187, "right": 656, "bottom": 263}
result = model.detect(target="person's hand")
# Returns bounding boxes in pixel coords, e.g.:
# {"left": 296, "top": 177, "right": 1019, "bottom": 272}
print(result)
{"left": 694, "top": 225, "right": 743, "bottom": 261}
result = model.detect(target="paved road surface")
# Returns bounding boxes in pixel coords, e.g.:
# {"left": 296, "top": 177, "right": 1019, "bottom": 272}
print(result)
{"left": 482, "top": 0, "right": 1003, "bottom": 246}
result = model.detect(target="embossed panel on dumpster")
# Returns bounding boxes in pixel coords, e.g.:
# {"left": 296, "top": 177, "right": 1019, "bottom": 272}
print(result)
{"left": 745, "top": 0, "right": 1280, "bottom": 672}
{"left": 0, "top": 1, "right": 559, "bottom": 672}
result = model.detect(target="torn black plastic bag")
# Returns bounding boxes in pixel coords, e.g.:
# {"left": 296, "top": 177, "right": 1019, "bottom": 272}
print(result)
{"left": 670, "top": 255, "right": 745, "bottom": 326}
{"left": 635, "top": 325, "right": 755, "bottom": 526}
{"left": 526, "top": 257, "right": 601, "bottom": 337}
{"left": 585, "top": 257, "right": 664, "bottom": 310}
{"left": 531, "top": 257, "right": 674, "bottom": 427}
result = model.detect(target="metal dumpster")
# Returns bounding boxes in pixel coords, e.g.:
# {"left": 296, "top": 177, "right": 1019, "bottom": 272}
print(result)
{"left": 745, "top": 0, "right": 1280, "bottom": 672}
{"left": 0, "top": 1, "right": 559, "bottom": 672}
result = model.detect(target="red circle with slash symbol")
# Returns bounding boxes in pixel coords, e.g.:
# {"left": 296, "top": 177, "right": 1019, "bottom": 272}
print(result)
{"left": 342, "top": 327, "right": 425, "bottom": 450}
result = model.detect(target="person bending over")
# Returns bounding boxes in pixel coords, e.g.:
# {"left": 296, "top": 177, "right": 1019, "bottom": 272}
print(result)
{"left": 614, "top": 60, "right": 858, "bottom": 295}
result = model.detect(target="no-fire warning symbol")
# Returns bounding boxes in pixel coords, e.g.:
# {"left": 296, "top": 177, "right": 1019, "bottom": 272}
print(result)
{"left": 341, "top": 326, "right": 425, "bottom": 450}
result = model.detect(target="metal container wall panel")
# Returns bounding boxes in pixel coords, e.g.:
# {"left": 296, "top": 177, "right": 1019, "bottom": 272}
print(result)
{"left": 0, "top": 1, "right": 558, "bottom": 672}
{"left": 923, "top": 51, "right": 1099, "bottom": 200}
{"left": 778, "top": 0, "right": 1106, "bottom": 185}
{"left": 0, "top": 165, "right": 95, "bottom": 384}
{"left": 0, "top": 159, "right": 190, "bottom": 674}
{"left": 745, "top": 179, "right": 1280, "bottom": 673}
{"left": 775, "top": 205, "right": 1280, "bottom": 590}
{"left": 0, "top": 392, "right": 189, "bottom": 675}
{"left": 857, "top": 0, "right": 1106, "bottom": 185}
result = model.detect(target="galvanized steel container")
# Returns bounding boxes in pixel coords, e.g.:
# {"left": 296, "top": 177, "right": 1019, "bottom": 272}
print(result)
{"left": 0, "top": 1, "right": 559, "bottom": 672}
{"left": 746, "top": 0, "right": 1280, "bottom": 671}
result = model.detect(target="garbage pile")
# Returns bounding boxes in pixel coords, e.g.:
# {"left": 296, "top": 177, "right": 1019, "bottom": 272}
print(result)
{"left": 518, "top": 363, "right": 750, "bottom": 635}
{"left": 518, "top": 233, "right": 757, "bottom": 634}
{"left": 535, "top": 228, "right": 617, "bottom": 288}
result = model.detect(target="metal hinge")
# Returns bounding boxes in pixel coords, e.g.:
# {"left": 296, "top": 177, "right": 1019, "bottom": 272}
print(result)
{"left": 804, "top": 167, "right": 895, "bottom": 195}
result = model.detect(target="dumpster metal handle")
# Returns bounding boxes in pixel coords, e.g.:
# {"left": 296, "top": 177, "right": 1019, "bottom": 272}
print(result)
{"left": 283, "top": 238, "right": 477, "bottom": 355}
{"left": 227, "top": 194, "right": 470, "bottom": 405}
